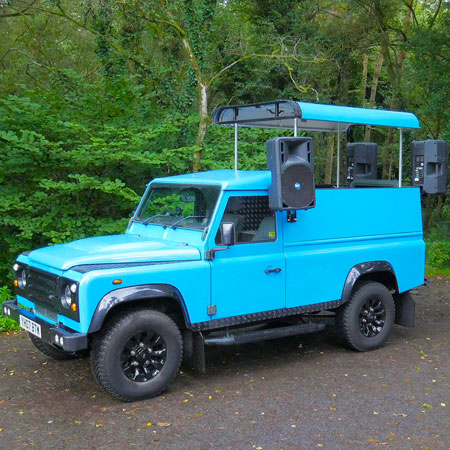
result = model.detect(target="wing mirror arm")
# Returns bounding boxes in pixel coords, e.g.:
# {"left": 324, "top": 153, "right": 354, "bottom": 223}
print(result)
{"left": 205, "top": 222, "right": 235, "bottom": 261}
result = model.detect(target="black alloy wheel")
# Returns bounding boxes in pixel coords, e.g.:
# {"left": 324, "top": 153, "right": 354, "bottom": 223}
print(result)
{"left": 91, "top": 308, "right": 183, "bottom": 402}
{"left": 337, "top": 281, "right": 395, "bottom": 352}
{"left": 121, "top": 331, "right": 167, "bottom": 382}
{"left": 358, "top": 297, "right": 386, "bottom": 337}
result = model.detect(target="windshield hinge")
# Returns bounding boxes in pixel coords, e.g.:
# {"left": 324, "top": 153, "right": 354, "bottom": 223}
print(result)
{"left": 207, "top": 305, "right": 217, "bottom": 316}
{"left": 205, "top": 246, "right": 229, "bottom": 261}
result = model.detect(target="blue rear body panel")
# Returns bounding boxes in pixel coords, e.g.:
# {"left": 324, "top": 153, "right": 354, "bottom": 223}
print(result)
{"left": 15, "top": 170, "right": 425, "bottom": 334}
{"left": 282, "top": 188, "right": 424, "bottom": 307}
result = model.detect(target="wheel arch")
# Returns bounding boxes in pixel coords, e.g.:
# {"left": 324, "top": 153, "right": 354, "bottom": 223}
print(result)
{"left": 88, "top": 284, "right": 191, "bottom": 333}
{"left": 341, "top": 261, "right": 398, "bottom": 304}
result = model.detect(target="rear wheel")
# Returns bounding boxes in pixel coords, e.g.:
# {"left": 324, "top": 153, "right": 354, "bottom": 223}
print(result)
{"left": 29, "top": 333, "right": 88, "bottom": 360}
{"left": 337, "top": 281, "right": 395, "bottom": 351}
{"left": 91, "top": 308, "right": 183, "bottom": 402}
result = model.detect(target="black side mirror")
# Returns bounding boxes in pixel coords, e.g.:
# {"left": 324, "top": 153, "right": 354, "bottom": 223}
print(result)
{"left": 221, "top": 222, "right": 235, "bottom": 246}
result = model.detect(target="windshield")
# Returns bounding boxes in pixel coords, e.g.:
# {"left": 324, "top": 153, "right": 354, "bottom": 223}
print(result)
{"left": 136, "top": 184, "right": 221, "bottom": 230}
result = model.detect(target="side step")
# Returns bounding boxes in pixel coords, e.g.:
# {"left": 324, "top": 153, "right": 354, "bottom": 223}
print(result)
{"left": 204, "top": 322, "right": 326, "bottom": 346}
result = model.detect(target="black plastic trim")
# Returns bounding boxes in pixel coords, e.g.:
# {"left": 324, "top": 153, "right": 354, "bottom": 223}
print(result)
{"left": 71, "top": 260, "right": 196, "bottom": 273}
{"left": 394, "top": 291, "right": 416, "bottom": 327}
{"left": 190, "top": 299, "right": 341, "bottom": 331}
{"left": 204, "top": 322, "right": 326, "bottom": 345}
{"left": 2, "top": 300, "right": 88, "bottom": 351}
{"left": 341, "top": 261, "right": 397, "bottom": 303}
{"left": 213, "top": 99, "right": 302, "bottom": 125}
{"left": 88, "top": 283, "right": 191, "bottom": 333}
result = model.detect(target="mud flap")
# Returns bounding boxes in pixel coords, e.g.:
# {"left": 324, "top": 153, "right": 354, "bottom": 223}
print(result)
{"left": 182, "top": 330, "right": 206, "bottom": 373}
{"left": 394, "top": 291, "right": 416, "bottom": 327}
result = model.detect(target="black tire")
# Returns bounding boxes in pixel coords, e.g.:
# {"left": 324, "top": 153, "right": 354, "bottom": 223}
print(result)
{"left": 336, "top": 281, "right": 395, "bottom": 352}
{"left": 91, "top": 308, "right": 183, "bottom": 402}
{"left": 28, "top": 333, "right": 88, "bottom": 360}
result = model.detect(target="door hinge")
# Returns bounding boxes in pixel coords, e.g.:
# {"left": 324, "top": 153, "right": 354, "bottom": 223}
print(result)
{"left": 207, "top": 305, "right": 217, "bottom": 316}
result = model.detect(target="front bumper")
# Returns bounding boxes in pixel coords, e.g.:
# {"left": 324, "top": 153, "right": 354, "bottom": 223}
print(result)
{"left": 2, "top": 300, "right": 88, "bottom": 352}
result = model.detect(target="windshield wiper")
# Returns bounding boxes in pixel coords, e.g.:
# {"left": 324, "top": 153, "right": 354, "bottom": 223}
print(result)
{"left": 142, "top": 214, "right": 169, "bottom": 226}
{"left": 171, "top": 215, "right": 205, "bottom": 230}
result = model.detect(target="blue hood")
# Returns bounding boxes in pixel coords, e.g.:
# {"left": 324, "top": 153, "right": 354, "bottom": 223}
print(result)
{"left": 27, "top": 234, "right": 201, "bottom": 271}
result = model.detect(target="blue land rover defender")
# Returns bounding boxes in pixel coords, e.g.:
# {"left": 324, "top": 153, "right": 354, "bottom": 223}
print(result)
{"left": 3, "top": 100, "right": 446, "bottom": 402}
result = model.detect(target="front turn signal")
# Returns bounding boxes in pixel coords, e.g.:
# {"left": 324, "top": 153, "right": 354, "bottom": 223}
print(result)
{"left": 13, "top": 280, "right": 19, "bottom": 287}
{"left": 71, "top": 303, "right": 77, "bottom": 312}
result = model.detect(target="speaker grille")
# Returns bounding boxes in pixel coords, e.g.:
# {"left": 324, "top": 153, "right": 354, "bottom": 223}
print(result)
{"left": 267, "top": 136, "right": 316, "bottom": 210}
{"left": 281, "top": 163, "right": 315, "bottom": 209}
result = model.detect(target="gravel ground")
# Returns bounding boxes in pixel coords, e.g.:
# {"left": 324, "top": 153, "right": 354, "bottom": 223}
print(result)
{"left": 1, "top": 277, "right": 449, "bottom": 450}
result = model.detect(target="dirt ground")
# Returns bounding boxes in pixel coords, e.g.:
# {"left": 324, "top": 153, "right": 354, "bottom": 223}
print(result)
{"left": 0, "top": 277, "right": 449, "bottom": 450}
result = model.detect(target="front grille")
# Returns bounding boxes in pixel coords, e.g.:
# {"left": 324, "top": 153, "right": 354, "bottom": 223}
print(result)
{"left": 35, "top": 303, "right": 58, "bottom": 322}
{"left": 27, "top": 267, "right": 59, "bottom": 306}
{"left": 14, "top": 263, "right": 79, "bottom": 322}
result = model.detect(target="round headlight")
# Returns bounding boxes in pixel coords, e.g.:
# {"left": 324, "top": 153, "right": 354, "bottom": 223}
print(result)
{"left": 61, "top": 285, "right": 72, "bottom": 308}
{"left": 20, "top": 270, "right": 27, "bottom": 288}
{"left": 70, "top": 283, "right": 77, "bottom": 294}
{"left": 13, "top": 263, "right": 19, "bottom": 272}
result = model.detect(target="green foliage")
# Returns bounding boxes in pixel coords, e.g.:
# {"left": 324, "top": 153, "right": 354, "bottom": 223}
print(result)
{"left": 0, "top": 286, "right": 19, "bottom": 332}
{"left": 0, "top": 75, "right": 195, "bottom": 283}
{"left": 0, "top": 74, "right": 295, "bottom": 285}
{"left": 426, "top": 241, "right": 450, "bottom": 276}
{"left": 0, "top": 0, "right": 449, "bottom": 290}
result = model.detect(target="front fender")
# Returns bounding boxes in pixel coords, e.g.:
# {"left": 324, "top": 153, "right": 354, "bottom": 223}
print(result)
{"left": 88, "top": 284, "right": 190, "bottom": 333}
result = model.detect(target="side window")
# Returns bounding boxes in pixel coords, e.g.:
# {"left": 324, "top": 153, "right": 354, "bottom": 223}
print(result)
{"left": 215, "top": 196, "right": 276, "bottom": 244}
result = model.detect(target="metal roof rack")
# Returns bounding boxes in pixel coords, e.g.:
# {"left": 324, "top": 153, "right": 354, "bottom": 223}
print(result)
{"left": 212, "top": 99, "right": 421, "bottom": 187}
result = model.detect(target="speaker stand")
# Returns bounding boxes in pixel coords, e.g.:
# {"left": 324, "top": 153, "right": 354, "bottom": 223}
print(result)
{"left": 287, "top": 210, "right": 297, "bottom": 223}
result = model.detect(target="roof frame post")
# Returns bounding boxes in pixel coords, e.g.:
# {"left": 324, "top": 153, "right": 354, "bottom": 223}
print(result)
{"left": 234, "top": 123, "right": 239, "bottom": 171}
{"left": 336, "top": 124, "right": 341, "bottom": 188}
{"left": 294, "top": 118, "right": 298, "bottom": 137}
{"left": 398, "top": 128, "right": 403, "bottom": 187}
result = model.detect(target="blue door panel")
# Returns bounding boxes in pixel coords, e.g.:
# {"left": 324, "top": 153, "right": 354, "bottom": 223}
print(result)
{"left": 209, "top": 191, "right": 285, "bottom": 320}
{"left": 211, "top": 243, "right": 285, "bottom": 319}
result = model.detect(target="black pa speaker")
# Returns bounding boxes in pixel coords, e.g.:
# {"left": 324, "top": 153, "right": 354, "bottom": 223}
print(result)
{"left": 412, "top": 140, "right": 447, "bottom": 194}
{"left": 267, "top": 137, "right": 315, "bottom": 210}
{"left": 346, "top": 142, "right": 378, "bottom": 182}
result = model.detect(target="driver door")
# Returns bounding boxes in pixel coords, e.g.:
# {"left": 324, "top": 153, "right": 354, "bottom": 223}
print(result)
{"left": 209, "top": 193, "right": 286, "bottom": 320}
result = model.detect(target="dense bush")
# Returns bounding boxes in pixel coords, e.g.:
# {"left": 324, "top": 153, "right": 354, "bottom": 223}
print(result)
{"left": 1, "top": 78, "right": 448, "bottom": 287}
{"left": 0, "top": 286, "right": 19, "bottom": 332}
{"left": 0, "top": 78, "right": 295, "bottom": 286}
{"left": 426, "top": 241, "right": 450, "bottom": 276}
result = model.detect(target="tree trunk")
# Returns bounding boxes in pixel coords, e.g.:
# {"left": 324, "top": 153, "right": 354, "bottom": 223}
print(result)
{"left": 339, "top": 62, "right": 350, "bottom": 184}
{"left": 193, "top": 82, "right": 209, "bottom": 172}
{"left": 179, "top": 34, "right": 209, "bottom": 173}
{"left": 364, "top": 50, "right": 384, "bottom": 141}
{"left": 382, "top": 101, "right": 397, "bottom": 180}
{"left": 324, "top": 134, "right": 335, "bottom": 184}
{"left": 360, "top": 53, "right": 369, "bottom": 106}
{"left": 380, "top": 5, "right": 412, "bottom": 179}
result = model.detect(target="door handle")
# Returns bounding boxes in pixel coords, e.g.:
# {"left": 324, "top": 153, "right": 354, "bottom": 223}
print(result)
{"left": 265, "top": 268, "right": 282, "bottom": 274}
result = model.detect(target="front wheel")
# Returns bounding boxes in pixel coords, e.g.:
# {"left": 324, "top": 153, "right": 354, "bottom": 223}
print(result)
{"left": 91, "top": 308, "right": 183, "bottom": 402}
{"left": 336, "top": 281, "right": 395, "bottom": 351}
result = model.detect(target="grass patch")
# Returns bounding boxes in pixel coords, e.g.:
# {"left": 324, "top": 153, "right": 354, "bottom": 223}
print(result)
{"left": 426, "top": 267, "right": 450, "bottom": 277}
{"left": 425, "top": 240, "right": 450, "bottom": 277}
{"left": 0, "top": 286, "right": 19, "bottom": 332}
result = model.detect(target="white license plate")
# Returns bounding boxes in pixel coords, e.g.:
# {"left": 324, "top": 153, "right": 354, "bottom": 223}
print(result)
{"left": 19, "top": 315, "right": 42, "bottom": 338}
